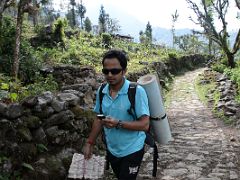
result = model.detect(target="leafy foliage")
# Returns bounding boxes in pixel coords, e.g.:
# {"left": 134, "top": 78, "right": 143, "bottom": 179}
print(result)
{"left": 36, "top": 144, "right": 48, "bottom": 153}
{"left": 101, "top": 33, "right": 112, "bottom": 48}
{"left": 98, "top": 5, "right": 108, "bottom": 34}
{"left": 84, "top": 17, "right": 92, "bottom": 32}
{"left": 52, "top": 18, "right": 68, "bottom": 46}
{"left": 22, "top": 163, "right": 34, "bottom": 171}
{"left": 0, "top": 73, "right": 58, "bottom": 103}
{"left": 224, "top": 65, "right": 240, "bottom": 102}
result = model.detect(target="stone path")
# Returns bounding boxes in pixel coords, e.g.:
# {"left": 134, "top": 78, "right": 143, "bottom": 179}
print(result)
{"left": 138, "top": 68, "right": 240, "bottom": 180}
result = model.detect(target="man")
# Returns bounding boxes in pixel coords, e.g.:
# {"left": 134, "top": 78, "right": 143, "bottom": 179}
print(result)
{"left": 83, "top": 49, "right": 150, "bottom": 180}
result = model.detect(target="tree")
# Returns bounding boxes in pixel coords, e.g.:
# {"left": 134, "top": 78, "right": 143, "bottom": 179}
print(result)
{"left": 145, "top": 21, "right": 152, "bottom": 44}
{"left": 186, "top": 0, "right": 240, "bottom": 68}
{"left": 39, "top": 0, "right": 57, "bottom": 24}
{"left": 139, "top": 30, "right": 146, "bottom": 44}
{"left": 12, "top": 0, "right": 39, "bottom": 80}
{"left": 171, "top": 10, "right": 179, "bottom": 48}
{"left": 29, "top": 0, "right": 51, "bottom": 26}
{"left": 98, "top": 5, "right": 107, "bottom": 34}
{"left": 236, "top": 0, "right": 240, "bottom": 9}
{"left": 77, "top": 0, "right": 86, "bottom": 29}
{"left": 69, "top": 0, "right": 76, "bottom": 27}
{"left": 84, "top": 16, "right": 92, "bottom": 32}
{"left": 0, "top": 0, "right": 15, "bottom": 29}
{"left": 175, "top": 32, "right": 207, "bottom": 54}
{"left": 106, "top": 15, "right": 121, "bottom": 34}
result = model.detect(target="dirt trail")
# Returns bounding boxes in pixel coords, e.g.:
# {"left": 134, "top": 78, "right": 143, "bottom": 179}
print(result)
{"left": 138, "top": 68, "right": 240, "bottom": 180}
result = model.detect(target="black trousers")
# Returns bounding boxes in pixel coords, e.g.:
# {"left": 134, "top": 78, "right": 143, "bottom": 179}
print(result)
{"left": 107, "top": 147, "right": 144, "bottom": 180}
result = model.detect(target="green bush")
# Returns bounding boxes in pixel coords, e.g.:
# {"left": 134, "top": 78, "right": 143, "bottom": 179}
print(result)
{"left": 224, "top": 65, "right": 240, "bottom": 102}
{"left": 0, "top": 16, "right": 16, "bottom": 74}
{"left": 25, "top": 74, "right": 59, "bottom": 98}
{"left": 0, "top": 16, "right": 15, "bottom": 55}
{"left": 212, "top": 62, "right": 227, "bottom": 73}
{"left": 0, "top": 74, "right": 58, "bottom": 103}
{"left": 101, "top": 33, "right": 112, "bottom": 48}
{"left": 52, "top": 18, "right": 68, "bottom": 46}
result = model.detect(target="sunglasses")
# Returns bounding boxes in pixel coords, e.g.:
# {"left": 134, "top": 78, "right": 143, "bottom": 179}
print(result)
{"left": 102, "top": 68, "right": 122, "bottom": 75}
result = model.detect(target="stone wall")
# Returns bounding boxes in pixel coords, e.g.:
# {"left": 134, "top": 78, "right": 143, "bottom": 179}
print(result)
{"left": 199, "top": 69, "right": 240, "bottom": 126}
{"left": 0, "top": 66, "right": 106, "bottom": 179}
{"left": 0, "top": 54, "right": 209, "bottom": 179}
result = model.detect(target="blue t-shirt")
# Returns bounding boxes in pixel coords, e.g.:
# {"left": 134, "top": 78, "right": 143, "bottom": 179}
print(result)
{"left": 94, "top": 79, "right": 150, "bottom": 157}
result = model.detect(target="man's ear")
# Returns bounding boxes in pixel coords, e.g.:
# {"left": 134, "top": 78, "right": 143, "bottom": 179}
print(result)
{"left": 122, "top": 68, "right": 127, "bottom": 75}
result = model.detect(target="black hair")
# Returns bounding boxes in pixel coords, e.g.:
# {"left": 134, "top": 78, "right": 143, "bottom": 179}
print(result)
{"left": 102, "top": 49, "right": 128, "bottom": 70}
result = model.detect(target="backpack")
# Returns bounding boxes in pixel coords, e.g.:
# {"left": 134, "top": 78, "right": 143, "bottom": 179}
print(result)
{"left": 98, "top": 82, "right": 159, "bottom": 177}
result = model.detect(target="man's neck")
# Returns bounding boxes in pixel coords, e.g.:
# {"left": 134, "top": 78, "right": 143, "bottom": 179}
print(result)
{"left": 109, "top": 78, "right": 125, "bottom": 92}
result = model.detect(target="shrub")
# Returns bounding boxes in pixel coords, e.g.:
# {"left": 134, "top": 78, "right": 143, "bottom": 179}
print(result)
{"left": 0, "top": 74, "right": 58, "bottom": 103}
{"left": 52, "top": 18, "right": 68, "bottom": 46}
{"left": 101, "top": 33, "right": 112, "bottom": 48}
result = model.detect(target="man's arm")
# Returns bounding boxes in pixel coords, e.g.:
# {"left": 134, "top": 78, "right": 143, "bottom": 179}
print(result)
{"left": 83, "top": 118, "right": 103, "bottom": 159}
{"left": 102, "top": 115, "right": 149, "bottom": 131}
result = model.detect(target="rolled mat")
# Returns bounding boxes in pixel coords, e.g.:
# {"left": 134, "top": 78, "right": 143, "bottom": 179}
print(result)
{"left": 138, "top": 74, "right": 172, "bottom": 144}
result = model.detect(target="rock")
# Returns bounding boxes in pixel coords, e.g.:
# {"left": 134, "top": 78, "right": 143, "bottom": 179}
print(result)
{"left": 225, "top": 106, "right": 238, "bottom": 113}
{"left": 6, "top": 103, "right": 23, "bottom": 119}
{"left": 45, "top": 126, "right": 59, "bottom": 138}
{"left": 51, "top": 99, "right": 67, "bottom": 112}
{"left": 32, "top": 127, "right": 47, "bottom": 143}
{"left": 45, "top": 126, "right": 70, "bottom": 145}
{"left": 57, "top": 148, "right": 76, "bottom": 169}
{"left": 70, "top": 105, "right": 95, "bottom": 120}
{"left": 62, "top": 89, "right": 84, "bottom": 98}
{"left": 0, "top": 119, "right": 13, "bottom": 139}
{"left": 22, "top": 115, "right": 42, "bottom": 129}
{"left": 33, "top": 104, "right": 42, "bottom": 113}
{"left": 29, "top": 156, "right": 66, "bottom": 180}
{"left": 45, "top": 156, "right": 66, "bottom": 179}
{"left": 21, "top": 96, "right": 38, "bottom": 107}
{"left": 37, "top": 91, "right": 54, "bottom": 108}
{"left": 18, "top": 126, "right": 33, "bottom": 141}
{"left": 217, "top": 74, "right": 228, "bottom": 82}
{"left": 57, "top": 93, "right": 80, "bottom": 106}
{"left": 224, "top": 111, "right": 235, "bottom": 116}
{"left": 230, "top": 136, "right": 236, "bottom": 142}
{"left": 44, "top": 110, "right": 74, "bottom": 127}
{"left": 0, "top": 102, "right": 7, "bottom": 116}
{"left": 220, "top": 89, "right": 234, "bottom": 99}
{"left": 19, "top": 143, "right": 37, "bottom": 161}
{"left": 83, "top": 89, "right": 94, "bottom": 107}
{"left": 225, "top": 100, "right": 238, "bottom": 107}
{"left": 35, "top": 106, "right": 55, "bottom": 119}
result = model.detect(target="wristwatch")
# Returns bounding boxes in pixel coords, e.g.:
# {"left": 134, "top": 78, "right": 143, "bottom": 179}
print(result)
{"left": 116, "top": 120, "right": 123, "bottom": 129}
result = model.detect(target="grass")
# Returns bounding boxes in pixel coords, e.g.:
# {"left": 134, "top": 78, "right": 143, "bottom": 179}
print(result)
{"left": 194, "top": 75, "right": 234, "bottom": 125}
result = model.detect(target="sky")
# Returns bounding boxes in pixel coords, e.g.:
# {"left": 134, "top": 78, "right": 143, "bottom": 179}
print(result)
{"left": 54, "top": 0, "right": 240, "bottom": 31}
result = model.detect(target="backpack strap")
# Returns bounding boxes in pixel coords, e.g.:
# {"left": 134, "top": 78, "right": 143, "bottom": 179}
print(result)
{"left": 99, "top": 83, "right": 107, "bottom": 114}
{"left": 127, "top": 82, "right": 137, "bottom": 119}
{"left": 152, "top": 143, "right": 159, "bottom": 177}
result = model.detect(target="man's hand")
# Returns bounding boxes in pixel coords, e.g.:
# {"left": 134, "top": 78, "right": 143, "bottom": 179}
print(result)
{"left": 102, "top": 116, "right": 118, "bottom": 128}
{"left": 83, "top": 142, "right": 94, "bottom": 159}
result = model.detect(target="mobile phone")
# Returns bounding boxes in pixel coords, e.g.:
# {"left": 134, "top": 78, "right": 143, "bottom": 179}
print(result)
{"left": 97, "top": 114, "right": 105, "bottom": 120}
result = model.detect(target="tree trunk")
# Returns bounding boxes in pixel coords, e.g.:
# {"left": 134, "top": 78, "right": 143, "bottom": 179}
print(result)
{"left": 208, "top": 39, "right": 212, "bottom": 55}
{"left": 33, "top": 12, "right": 38, "bottom": 26}
{"left": 12, "top": 2, "right": 24, "bottom": 80}
{"left": 226, "top": 52, "right": 235, "bottom": 68}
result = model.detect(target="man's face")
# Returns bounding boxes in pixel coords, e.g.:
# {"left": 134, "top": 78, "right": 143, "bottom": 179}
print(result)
{"left": 102, "top": 58, "right": 126, "bottom": 86}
